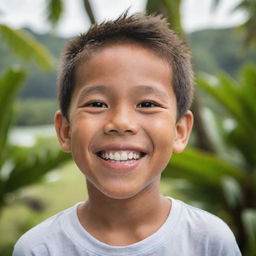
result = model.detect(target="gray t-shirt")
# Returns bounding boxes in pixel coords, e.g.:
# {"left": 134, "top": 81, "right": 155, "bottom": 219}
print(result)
{"left": 13, "top": 197, "right": 241, "bottom": 256}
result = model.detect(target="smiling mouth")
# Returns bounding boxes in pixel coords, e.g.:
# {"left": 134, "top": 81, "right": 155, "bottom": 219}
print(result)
{"left": 96, "top": 150, "right": 147, "bottom": 161}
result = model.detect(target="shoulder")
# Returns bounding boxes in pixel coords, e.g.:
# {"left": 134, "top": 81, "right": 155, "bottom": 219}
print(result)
{"left": 172, "top": 199, "right": 241, "bottom": 255}
{"left": 13, "top": 204, "right": 77, "bottom": 256}
{"left": 178, "top": 200, "right": 233, "bottom": 235}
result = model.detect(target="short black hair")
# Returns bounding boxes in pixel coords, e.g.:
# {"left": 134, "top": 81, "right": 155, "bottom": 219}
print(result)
{"left": 57, "top": 12, "right": 194, "bottom": 120}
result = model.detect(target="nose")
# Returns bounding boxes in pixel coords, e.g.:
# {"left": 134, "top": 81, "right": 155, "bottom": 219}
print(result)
{"left": 104, "top": 106, "right": 139, "bottom": 135}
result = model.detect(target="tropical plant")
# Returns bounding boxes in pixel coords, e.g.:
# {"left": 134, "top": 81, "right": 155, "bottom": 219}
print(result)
{"left": 212, "top": 0, "right": 256, "bottom": 45}
{"left": 0, "top": 67, "right": 71, "bottom": 215}
{"left": 0, "top": 24, "right": 54, "bottom": 70}
{"left": 4, "top": 0, "right": 254, "bottom": 254}
{"left": 164, "top": 63, "right": 256, "bottom": 255}
{"left": 0, "top": 15, "right": 71, "bottom": 214}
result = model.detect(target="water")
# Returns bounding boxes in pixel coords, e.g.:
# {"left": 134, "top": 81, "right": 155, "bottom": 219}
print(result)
{"left": 10, "top": 125, "right": 56, "bottom": 147}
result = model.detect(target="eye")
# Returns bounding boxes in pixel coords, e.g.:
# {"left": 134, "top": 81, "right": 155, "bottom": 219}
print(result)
{"left": 85, "top": 102, "right": 108, "bottom": 108}
{"left": 137, "top": 101, "right": 159, "bottom": 108}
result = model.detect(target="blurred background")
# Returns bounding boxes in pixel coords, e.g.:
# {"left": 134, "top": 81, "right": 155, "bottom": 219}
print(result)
{"left": 0, "top": 0, "right": 256, "bottom": 255}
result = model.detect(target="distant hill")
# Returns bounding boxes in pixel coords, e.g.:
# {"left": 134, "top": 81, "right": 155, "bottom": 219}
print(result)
{"left": 1, "top": 27, "right": 255, "bottom": 99}
{"left": 187, "top": 28, "right": 256, "bottom": 76}
{"left": 0, "top": 28, "right": 67, "bottom": 99}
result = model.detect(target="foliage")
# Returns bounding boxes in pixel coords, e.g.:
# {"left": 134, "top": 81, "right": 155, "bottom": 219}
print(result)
{"left": 0, "top": 68, "right": 26, "bottom": 164}
{"left": 0, "top": 16, "right": 70, "bottom": 216}
{"left": 0, "top": 25, "right": 54, "bottom": 70}
{"left": 236, "top": 0, "right": 256, "bottom": 44}
{"left": 147, "top": 0, "right": 183, "bottom": 35}
{"left": 164, "top": 63, "right": 256, "bottom": 255}
{"left": 0, "top": 140, "right": 71, "bottom": 204}
{"left": 213, "top": 0, "right": 256, "bottom": 45}
{"left": 47, "top": 0, "right": 95, "bottom": 25}
{"left": 0, "top": 68, "right": 71, "bottom": 213}
{"left": 47, "top": 0, "right": 64, "bottom": 26}
{"left": 0, "top": 27, "right": 66, "bottom": 100}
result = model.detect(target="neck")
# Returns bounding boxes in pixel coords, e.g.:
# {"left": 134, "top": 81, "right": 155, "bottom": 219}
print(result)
{"left": 77, "top": 178, "right": 171, "bottom": 245}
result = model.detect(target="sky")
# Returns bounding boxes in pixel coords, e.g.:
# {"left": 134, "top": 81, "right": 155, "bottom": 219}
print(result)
{"left": 0, "top": 0, "right": 246, "bottom": 38}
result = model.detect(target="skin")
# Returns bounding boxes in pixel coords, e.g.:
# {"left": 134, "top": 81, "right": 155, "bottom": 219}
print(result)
{"left": 55, "top": 43, "right": 193, "bottom": 246}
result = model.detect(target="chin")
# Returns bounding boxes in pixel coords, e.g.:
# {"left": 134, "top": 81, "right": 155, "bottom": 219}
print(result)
{"left": 97, "top": 183, "right": 144, "bottom": 200}
{"left": 102, "top": 188, "right": 140, "bottom": 200}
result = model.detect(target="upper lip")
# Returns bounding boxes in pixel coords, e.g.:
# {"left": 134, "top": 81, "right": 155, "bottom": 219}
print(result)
{"left": 94, "top": 144, "right": 148, "bottom": 154}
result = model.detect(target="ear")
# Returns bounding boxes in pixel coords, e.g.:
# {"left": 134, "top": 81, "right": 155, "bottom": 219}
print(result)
{"left": 54, "top": 110, "right": 71, "bottom": 152}
{"left": 173, "top": 110, "right": 193, "bottom": 153}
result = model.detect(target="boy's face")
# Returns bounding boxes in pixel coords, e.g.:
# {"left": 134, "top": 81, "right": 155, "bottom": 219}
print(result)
{"left": 55, "top": 43, "right": 193, "bottom": 200}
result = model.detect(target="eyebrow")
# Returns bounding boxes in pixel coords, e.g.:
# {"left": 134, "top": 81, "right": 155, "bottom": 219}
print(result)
{"left": 77, "top": 85, "right": 109, "bottom": 101}
{"left": 77, "top": 84, "right": 170, "bottom": 101}
{"left": 134, "top": 85, "right": 170, "bottom": 100}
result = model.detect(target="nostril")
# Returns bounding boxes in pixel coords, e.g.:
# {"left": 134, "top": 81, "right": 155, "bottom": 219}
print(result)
{"left": 105, "top": 129, "right": 134, "bottom": 135}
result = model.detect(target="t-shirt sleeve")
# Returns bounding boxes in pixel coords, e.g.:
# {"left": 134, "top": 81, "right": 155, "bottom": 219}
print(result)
{"left": 12, "top": 236, "right": 49, "bottom": 256}
{"left": 207, "top": 219, "right": 242, "bottom": 256}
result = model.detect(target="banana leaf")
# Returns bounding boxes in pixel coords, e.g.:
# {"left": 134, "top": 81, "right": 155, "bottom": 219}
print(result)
{"left": 0, "top": 25, "right": 54, "bottom": 70}
{"left": 0, "top": 67, "right": 26, "bottom": 165}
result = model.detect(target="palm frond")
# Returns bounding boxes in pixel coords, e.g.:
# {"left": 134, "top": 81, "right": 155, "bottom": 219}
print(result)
{"left": 197, "top": 74, "right": 254, "bottom": 134}
{"left": 1, "top": 143, "right": 71, "bottom": 200}
{"left": 242, "top": 209, "right": 256, "bottom": 254}
{"left": 0, "top": 67, "right": 26, "bottom": 165}
{"left": 47, "top": 0, "right": 64, "bottom": 26}
{"left": 0, "top": 25, "right": 54, "bottom": 70}
{"left": 164, "top": 148, "right": 245, "bottom": 186}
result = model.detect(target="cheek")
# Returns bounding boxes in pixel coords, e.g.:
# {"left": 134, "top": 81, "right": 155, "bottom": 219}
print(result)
{"left": 70, "top": 114, "right": 103, "bottom": 145}
{"left": 143, "top": 114, "right": 176, "bottom": 168}
{"left": 144, "top": 114, "right": 176, "bottom": 145}
{"left": 69, "top": 118, "right": 98, "bottom": 168}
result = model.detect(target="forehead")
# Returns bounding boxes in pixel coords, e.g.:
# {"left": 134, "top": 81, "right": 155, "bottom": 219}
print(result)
{"left": 73, "top": 43, "right": 174, "bottom": 98}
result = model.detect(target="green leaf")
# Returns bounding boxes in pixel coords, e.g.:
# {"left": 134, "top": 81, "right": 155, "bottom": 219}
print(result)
{"left": 146, "top": 0, "right": 183, "bottom": 35}
{"left": 1, "top": 143, "right": 71, "bottom": 197}
{"left": 221, "top": 176, "right": 243, "bottom": 209}
{"left": 0, "top": 67, "right": 26, "bottom": 165}
{"left": 164, "top": 148, "right": 245, "bottom": 186}
{"left": 242, "top": 209, "right": 256, "bottom": 252}
{"left": 47, "top": 0, "right": 64, "bottom": 26}
{"left": 163, "top": 0, "right": 183, "bottom": 35}
{"left": 197, "top": 75, "right": 254, "bottom": 134}
{"left": 0, "top": 24, "right": 54, "bottom": 70}
{"left": 239, "top": 64, "right": 256, "bottom": 124}
{"left": 227, "top": 126, "right": 256, "bottom": 169}
{"left": 146, "top": 0, "right": 163, "bottom": 14}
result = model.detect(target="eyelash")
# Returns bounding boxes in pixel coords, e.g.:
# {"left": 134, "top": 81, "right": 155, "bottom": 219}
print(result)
{"left": 84, "top": 101, "right": 108, "bottom": 108}
{"left": 137, "top": 101, "right": 160, "bottom": 108}
{"left": 83, "top": 100, "right": 160, "bottom": 108}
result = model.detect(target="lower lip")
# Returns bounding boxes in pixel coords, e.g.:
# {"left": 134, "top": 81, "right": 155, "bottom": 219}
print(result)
{"left": 97, "top": 156, "right": 142, "bottom": 171}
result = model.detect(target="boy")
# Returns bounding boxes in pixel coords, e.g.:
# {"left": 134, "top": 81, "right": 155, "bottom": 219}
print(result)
{"left": 13, "top": 13, "right": 241, "bottom": 255}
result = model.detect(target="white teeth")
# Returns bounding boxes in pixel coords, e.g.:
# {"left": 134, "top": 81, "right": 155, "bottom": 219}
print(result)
{"left": 100, "top": 151, "right": 141, "bottom": 161}
{"left": 128, "top": 152, "right": 133, "bottom": 159}
{"left": 114, "top": 152, "right": 121, "bottom": 161}
{"left": 121, "top": 152, "right": 128, "bottom": 160}
{"left": 109, "top": 153, "right": 114, "bottom": 160}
